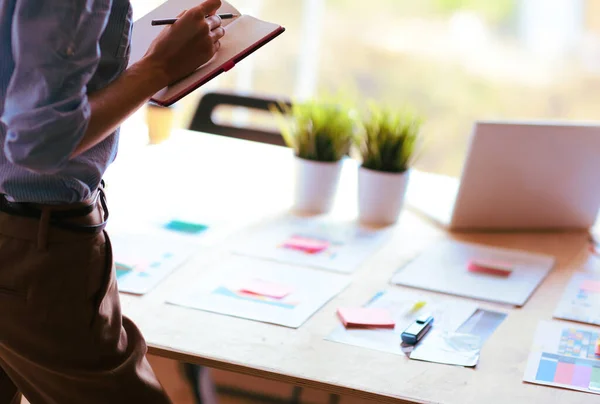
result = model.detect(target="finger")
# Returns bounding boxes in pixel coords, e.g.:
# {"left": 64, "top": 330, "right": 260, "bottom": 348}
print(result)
{"left": 195, "top": 0, "right": 222, "bottom": 16}
{"left": 205, "top": 15, "right": 222, "bottom": 31}
{"left": 210, "top": 26, "right": 225, "bottom": 43}
{"left": 214, "top": 40, "right": 221, "bottom": 52}
{"left": 176, "top": 9, "right": 187, "bottom": 18}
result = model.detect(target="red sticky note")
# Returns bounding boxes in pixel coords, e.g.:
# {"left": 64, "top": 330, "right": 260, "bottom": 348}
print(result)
{"left": 581, "top": 280, "right": 600, "bottom": 293}
{"left": 467, "top": 259, "right": 513, "bottom": 277}
{"left": 283, "top": 235, "right": 330, "bottom": 254}
{"left": 595, "top": 339, "right": 600, "bottom": 356}
{"left": 239, "top": 279, "right": 293, "bottom": 299}
{"left": 337, "top": 308, "right": 395, "bottom": 329}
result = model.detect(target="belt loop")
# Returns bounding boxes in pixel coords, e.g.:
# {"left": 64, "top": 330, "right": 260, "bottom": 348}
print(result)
{"left": 37, "top": 208, "right": 51, "bottom": 250}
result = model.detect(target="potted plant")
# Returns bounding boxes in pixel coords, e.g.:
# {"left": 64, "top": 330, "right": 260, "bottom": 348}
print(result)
{"left": 357, "top": 103, "right": 423, "bottom": 225}
{"left": 272, "top": 98, "right": 356, "bottom": 214}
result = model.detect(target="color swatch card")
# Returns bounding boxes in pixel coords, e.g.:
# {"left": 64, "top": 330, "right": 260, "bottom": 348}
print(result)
{"left": 524, "top": 321, "right": 600, "bottom": 395}
{"left": 232, "top": 216, "right": 391, "bottom": 273}
{"left": 326, "top": 289, "right": 478, "bottom": 357}
{"left": 391, "top": 240, "right": 555, "bottom": 306}
{"left": 167, "top": 256, "right": 351, "bottom": 328}
{"left": 554, "top": 273, "right": 600, "bottom": 326}
{"left": 111, "top": 233, "right": 198, "bottom": 295}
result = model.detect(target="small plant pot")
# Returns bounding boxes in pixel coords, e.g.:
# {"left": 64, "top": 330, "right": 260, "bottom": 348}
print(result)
{"left": 293, "top": 157, "right": 343, "bottom": 214}
{"left": 358, "top": 167, "right": 410, "bottom": 226}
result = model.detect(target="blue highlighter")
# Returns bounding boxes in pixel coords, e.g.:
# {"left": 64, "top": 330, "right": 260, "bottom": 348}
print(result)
{"left": 401, "top": 313, "right": 434, "bottom": 345}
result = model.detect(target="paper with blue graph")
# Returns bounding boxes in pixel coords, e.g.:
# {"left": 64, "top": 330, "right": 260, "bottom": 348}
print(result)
{"left": 167, "top": 255, "right": 351, "bottom": 328}
{"left": 111, "top": 233, "right": 198, "bottom": 295}
{"left": 554, "top": 272, "right": 600, "bottom": 326}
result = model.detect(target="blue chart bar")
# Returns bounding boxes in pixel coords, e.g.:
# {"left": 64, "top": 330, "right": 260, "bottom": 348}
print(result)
{"left": 536, "top": 356, "right": 558, "bottom": 382}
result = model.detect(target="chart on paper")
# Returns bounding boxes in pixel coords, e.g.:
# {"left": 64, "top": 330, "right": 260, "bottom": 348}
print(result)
{"left": 554, "top": 273, "right": 600, "bottom": 326}
{"left": 167, "top": 255, "right": 351, "bottom": 328}
{"left": 231, "top": 215, "right": 391, "bottom": 273}
{"left": 111, "top": 233, "right": 197, "bottom": 295}
{"left": 524, "top": 321, "right": 600, "bottom": 395}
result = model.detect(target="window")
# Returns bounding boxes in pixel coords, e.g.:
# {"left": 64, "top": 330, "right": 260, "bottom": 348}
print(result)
{"left": 130, "top": 0, "right": 600, "bottom": 176}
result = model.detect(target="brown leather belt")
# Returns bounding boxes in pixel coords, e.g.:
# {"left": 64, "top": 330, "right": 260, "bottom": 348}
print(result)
{"left": 0, "top": 182, "right": 109, "bottom": 234}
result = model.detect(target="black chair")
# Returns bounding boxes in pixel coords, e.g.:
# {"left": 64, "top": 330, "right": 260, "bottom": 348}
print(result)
{"left": 188, "top": 91, "right": 292, "bottom": 146}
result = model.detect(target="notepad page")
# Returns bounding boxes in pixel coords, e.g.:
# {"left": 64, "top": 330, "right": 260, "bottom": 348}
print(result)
{"left": 129, "top": 0, "right": 242, "bottom": 66}
{"left": 151, "top": 15, "right": 281, "bottom": 103}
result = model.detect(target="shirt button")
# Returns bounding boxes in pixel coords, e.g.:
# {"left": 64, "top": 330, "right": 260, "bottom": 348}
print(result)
{"left": 66, "top": 46, "right": 75, "bottom": 57}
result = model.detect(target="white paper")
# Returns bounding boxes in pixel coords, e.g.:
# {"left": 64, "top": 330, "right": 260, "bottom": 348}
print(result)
{"left": 391, "top": 240, "right": 555, "bottom": 306}
{"left": 554, "top": 272, "right": 600, "bottom": 326}
{"left": 167, "top": 255, "right": 351, "bottom": 328}
{"left": 523, "top": 321, "right": 600, "bottom": 395}
{"left": 410, "top": 331, "right": 481, "bottom": 367}
{"left": 107, "top": 210, "right": 242, "bottom": 247}
{"left": 326, "top": 289, "right": 478, "bottom": 356}
{"left": 232, "top": 216, "right": 391, "bottom": 273}
{"left": 110, "top": 232, "right": 198, "bottom": 295}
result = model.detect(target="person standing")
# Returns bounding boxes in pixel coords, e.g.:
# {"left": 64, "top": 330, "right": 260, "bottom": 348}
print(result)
{"left": 0, "top": 0, "right": 225, "bottom": 402}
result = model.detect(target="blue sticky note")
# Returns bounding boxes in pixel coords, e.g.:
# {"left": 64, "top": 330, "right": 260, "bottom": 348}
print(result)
{"left": 164, "top": 220, "right": 208, "bottom": 234}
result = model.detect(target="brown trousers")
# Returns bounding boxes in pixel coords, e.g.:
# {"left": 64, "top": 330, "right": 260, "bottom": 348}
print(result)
{"left": 0, "top": 193, "right": 172, "bottom": 404}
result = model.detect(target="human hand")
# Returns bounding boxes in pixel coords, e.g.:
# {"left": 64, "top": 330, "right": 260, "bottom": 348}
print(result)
{"left": 142, "top": 0, "right": 225, "bottom": 86}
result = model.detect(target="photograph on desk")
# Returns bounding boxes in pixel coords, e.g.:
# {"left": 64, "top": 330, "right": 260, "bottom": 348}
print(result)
{"left": 110, "top": 233, "right": 198, "bottom": 295}
{"left": 231, "top": 215, "right": 391, "bottom": 273}
{"left": 326, "top": 289, "right": 507, "bottom": 367}
{"left": 554, "top": 273, "right": 600, "bottom": 326}
{"left": 167, "top": 255, "right": 350, "bottom": 328}
{"left": 391, "top": 239, "right": 555, "bottom": 306}
{"left": 524, "top": 321, "right": 600, "bottom": 395}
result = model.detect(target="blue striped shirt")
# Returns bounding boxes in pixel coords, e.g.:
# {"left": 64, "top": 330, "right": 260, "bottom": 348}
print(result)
{"left": 0, "top": 0, "right": 132, "bottom": 203}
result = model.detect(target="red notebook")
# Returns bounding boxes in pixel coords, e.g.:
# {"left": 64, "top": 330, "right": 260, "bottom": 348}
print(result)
{"left": 128, "top": 0, "right": 285, "bottom": 106}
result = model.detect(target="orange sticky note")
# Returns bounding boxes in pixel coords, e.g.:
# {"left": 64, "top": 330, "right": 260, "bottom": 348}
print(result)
{"left": 581, "top": 280, "right": 600, "bottom": 293}
{"left": 337, "top": 308, "right": 395, "bottom": 329}
{"left": 283, "top": 235, "right": 330, "bottom": 254}
{"left": 239, "top": 279, "right": 293, "bottom": 299}
{"left": 467, "top": 259, "right": 513, "bottom": 277}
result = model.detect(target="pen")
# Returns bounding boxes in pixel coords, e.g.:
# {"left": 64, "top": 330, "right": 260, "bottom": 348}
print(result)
{"left": 151, "top": 13, "right": 239, "bottom": 26}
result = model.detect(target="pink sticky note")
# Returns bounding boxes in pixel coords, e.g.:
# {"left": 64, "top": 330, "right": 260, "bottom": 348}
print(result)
{"left": 467, "top": 259, "right": 513, "bottom": 277}
{"left": 581, "top": 280, "right": 600, "bottom": 293}
{"left": 283, "top": 235, "right": 330, "bottom": 254}
{"left": 337, "top": 308, "right": 395, "bottom": 329}
{"left": 239, "top": 279, "right": 293, "bottom": 299}
{"left": 595, "top": 339, "right": 600, "bottom": 357}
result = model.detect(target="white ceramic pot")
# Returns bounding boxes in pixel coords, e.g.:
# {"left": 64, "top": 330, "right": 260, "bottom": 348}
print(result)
{"left": 358, "top": 167, "right": 410, "bottom": 226}
{"left": 294, "top": 157, "right": 343, "bottom": 214}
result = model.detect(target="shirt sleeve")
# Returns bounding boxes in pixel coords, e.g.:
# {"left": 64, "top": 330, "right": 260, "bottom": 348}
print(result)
{"left": 1, "top": 1, "right": 112, "bottom": 174}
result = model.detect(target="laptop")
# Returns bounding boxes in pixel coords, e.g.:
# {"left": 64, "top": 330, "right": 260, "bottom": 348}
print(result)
{"left": 405, "top": 121, "right": 600, "bottom": 231}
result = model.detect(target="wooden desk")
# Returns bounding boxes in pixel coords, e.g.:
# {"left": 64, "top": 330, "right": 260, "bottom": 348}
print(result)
{"left": 105, "top": 129, "right": 597, "bottom": 404}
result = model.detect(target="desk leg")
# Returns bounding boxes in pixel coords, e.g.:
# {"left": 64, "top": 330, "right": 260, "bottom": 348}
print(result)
{"left": 182, "top": 364, "right": 218, "bottom": 404}
{"left": 290, "top": 386, "right": 303, "bottom": 404}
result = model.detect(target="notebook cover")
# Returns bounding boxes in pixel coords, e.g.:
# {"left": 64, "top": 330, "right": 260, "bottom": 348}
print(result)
{"left": 151, "top": 25, "right": 285, "bottom": 107}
